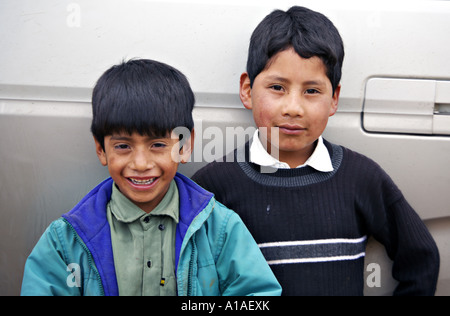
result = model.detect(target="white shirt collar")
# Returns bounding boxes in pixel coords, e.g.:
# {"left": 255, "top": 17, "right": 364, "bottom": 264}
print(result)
{"left": 249, "top": 130, "right": 333, "bottom": 172}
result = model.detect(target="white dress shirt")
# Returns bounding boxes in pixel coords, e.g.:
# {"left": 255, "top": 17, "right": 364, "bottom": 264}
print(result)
{"left": 249, "top": 130, "right": 333, "bottom": 172}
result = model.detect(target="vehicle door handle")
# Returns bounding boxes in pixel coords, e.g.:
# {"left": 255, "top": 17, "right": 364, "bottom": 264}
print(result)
{"left": 363, "top": 78, "right": 450, "bottom": 136}
{"left": 433, "top": 81, "right": 450, "bottom": 135}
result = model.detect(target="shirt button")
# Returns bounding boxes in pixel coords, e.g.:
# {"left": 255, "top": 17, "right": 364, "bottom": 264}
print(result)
{"left": 143, "top": 216, "right": 150, "bottom": 223}
{"left": 147, "top": 260, "right": 152, "bottom": 268}
{"left": 158, "top": 224, "right": 165, "bottom": 231}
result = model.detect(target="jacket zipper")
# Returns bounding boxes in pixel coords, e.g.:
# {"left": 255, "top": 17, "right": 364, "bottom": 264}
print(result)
{"left": 185, "top": 200, "right": 214, "bottom": 296}
{"left": 63, "top": 218, "right": 105, "bottom": 296}
{"left": 187, "top": 236, "right": 196, "bottom": 296}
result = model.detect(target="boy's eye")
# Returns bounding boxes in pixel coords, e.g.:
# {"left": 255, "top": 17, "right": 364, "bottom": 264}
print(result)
{"left": 152, "top": 142, "right": 167, "bottom": 149}
{"left": 114, "top": 144, "right": 130, "bottom": 150}
{"left": 270, "top": 85, "right": 284, "bottom": 92}
{"left": 305, "top": 89, "right": 319, "bottom": 94}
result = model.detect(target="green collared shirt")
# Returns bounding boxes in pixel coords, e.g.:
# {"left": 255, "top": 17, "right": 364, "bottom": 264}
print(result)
{"left": 106, "top": 180, "right": 179, "bottom": 296}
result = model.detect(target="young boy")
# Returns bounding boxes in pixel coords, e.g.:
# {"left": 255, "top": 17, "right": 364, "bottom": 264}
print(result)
{"left": 20, "top": 59, "right": 281, "bottom": 296}
{"left": 192, "top": 6, "right": 440, "bottom": 295}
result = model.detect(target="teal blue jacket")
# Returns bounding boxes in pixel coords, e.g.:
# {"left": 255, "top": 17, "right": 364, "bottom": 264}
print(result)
{"left": 21, "top": 173, "right": 281, "bottom": 296}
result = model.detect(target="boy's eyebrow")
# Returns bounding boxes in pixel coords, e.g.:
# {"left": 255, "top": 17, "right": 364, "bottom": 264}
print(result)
{"left": 109, "top": 134, "right": 171, "bottom": 141}
{"left": 109, "top": 135, "right": 133, "bottom": 141}
{"left": 303, "top": 80, "right": 327, "bottom": 87}
{"left": 265, "top": 75, "right": 327, "bottom": 87}
{"left": 264, "top": 75, "right": 290, "bottom": 83}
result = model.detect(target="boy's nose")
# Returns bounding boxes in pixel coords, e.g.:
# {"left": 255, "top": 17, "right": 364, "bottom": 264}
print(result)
{"left": 131, "top": 150, "right": 154, "bottom": 171}
{"left": 282, "top": 94, "right": 304, "bottom": 117}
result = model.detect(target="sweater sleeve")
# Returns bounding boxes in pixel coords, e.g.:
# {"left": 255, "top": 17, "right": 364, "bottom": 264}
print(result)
{"left": 356, "top": 158, "right": 440, "bottom": 296}
{"left": 371, "top": 196, "right": 440, "bottom": 296}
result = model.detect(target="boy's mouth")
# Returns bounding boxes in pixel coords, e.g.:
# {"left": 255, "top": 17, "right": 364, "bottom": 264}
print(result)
{"left": 278, "top": 124, "right": 306, "bottom": 135}
{"left": 126, "top": 177, "right": 159, "bottom": 190}
{"left": 129, "top": 178, "right": 156, "bottom": 185}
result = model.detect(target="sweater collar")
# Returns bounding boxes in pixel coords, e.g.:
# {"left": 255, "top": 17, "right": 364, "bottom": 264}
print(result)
{"left": 237, "top": 139, "right": 344, "bottom": 188}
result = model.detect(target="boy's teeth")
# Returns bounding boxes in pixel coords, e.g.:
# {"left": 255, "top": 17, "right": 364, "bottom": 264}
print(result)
{"left": 130, "top": 178, "right": 155, "bottom": 185}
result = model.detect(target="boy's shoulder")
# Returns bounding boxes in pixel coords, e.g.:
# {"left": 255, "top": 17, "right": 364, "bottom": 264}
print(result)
{"left": 177, "top": 172, "right": 236, "bottom": 217}
{"left": 330, "top": 141, "right": 406, "bottom": 205}
{"left": 335, "top": 141, "right": 392, "bottom": 179}
{"left": 191, "top": 154, "right": 244, "bottom": 191}
{"left": 40, "top": 217, "right": 77, "bottom": 245}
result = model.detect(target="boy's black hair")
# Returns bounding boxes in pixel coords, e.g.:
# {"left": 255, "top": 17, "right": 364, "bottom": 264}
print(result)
{"left": 91, "top": 59, "right": 195, "bottom": 149}
{"left": 247, "top": 6, "right": 344, "bottom": 94}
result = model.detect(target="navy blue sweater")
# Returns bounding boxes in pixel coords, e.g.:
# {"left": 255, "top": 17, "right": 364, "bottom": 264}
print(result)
{"left": 192, "top": 139, "right": 439, "bottom": 296}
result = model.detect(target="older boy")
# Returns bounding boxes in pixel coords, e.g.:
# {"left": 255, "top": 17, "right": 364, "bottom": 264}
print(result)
{"left": 192, "top": 6, "right": 439, "bottom": 295}
{"left": 21, "top": 59, "right": 281, "bottom": 296}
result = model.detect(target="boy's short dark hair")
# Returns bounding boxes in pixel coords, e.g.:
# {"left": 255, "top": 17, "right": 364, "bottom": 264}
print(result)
{"left": 247, "top": 6, "right": 344, "bottom": 94}
{"left": 91, "top": 59, "right": 195, "bottom": 149}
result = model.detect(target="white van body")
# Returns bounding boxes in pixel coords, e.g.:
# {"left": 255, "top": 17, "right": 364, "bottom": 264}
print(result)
{"left": 1, "top": 0, "right": 449, "bottom": 295}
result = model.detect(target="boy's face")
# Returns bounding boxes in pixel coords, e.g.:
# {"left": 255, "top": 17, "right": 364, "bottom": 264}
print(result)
{"left": 240, "top": 48, "right": 340, "bottom": 167}
{"left": 94, "top": 131, "right": 193, "bottom": 213}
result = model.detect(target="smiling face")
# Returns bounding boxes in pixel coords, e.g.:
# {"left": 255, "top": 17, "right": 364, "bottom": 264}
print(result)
{"left": 94, "top": 131, "right": 192, "bottom": 213}
{"left": 240, "top": 48, "right": 340, "bottom": 167}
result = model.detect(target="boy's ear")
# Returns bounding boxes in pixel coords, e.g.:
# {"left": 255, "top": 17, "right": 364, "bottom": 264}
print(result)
{"left": 329, "top": 84, "right": 341, "bottom": 117}
{"left": 93, "top": 136, "right": 108, "bottom": 166}
{"left": 239, "top": 72, "right": 253, "bottom": 110}
{"left": 178, "top": 129, "right": 195, "bottom": 164}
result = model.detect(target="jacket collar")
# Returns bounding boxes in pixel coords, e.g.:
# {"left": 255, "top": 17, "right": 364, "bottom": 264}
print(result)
{"left": 62, "top": 172, "right": 213, "bottom": 296}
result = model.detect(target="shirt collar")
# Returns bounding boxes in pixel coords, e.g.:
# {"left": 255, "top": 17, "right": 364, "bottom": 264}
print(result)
{"left": 109, "top": 180, "right": 179, "bottom": 223}
{"left": 249, "top": 129, "right": 333, "bottom": 172}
